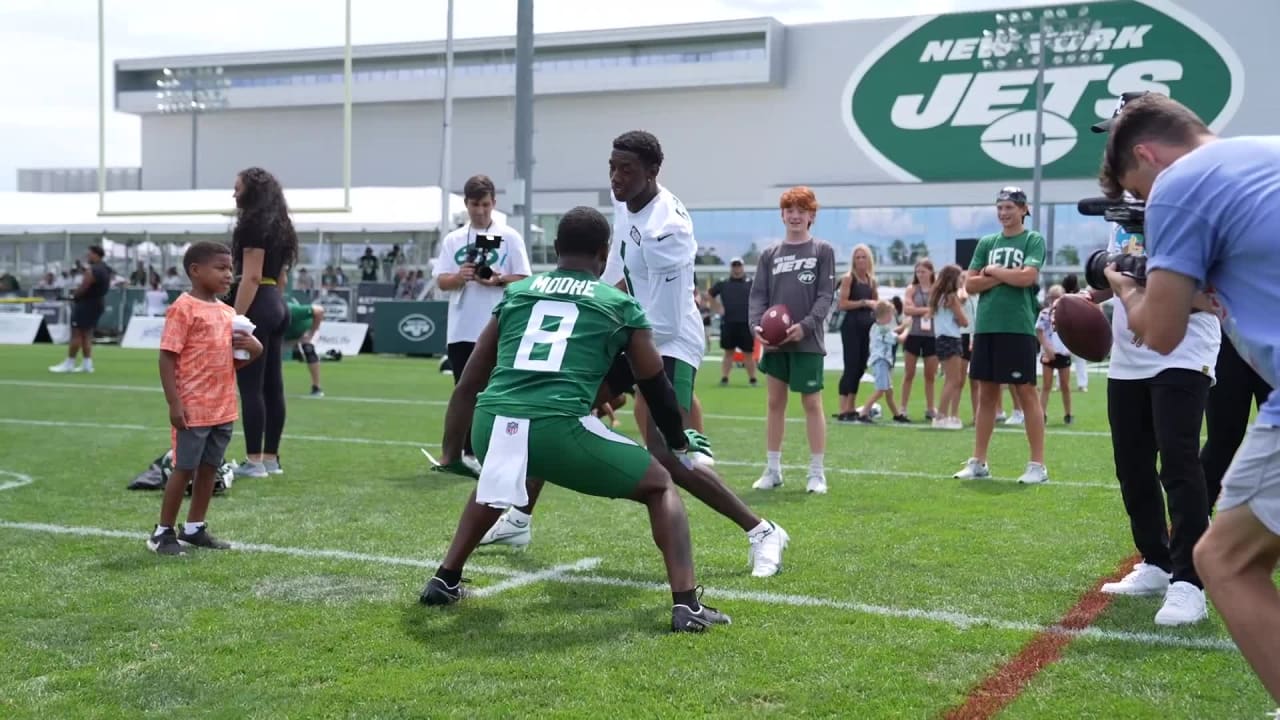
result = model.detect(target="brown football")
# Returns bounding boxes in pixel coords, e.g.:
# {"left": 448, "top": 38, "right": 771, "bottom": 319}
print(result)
{"left": 759, "top": 304, "right": 792, "bottom": 346}
{"left": 1053, "top": 294, "right": 1112, "bottom": 362}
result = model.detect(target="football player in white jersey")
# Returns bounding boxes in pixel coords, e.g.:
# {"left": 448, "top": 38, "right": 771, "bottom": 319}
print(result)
{"left": 477, "top": 130, "right": 789, "bottom": 578}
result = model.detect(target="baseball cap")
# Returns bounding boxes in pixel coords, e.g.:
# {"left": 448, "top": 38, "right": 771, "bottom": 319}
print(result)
{"left": 729, "top": 257, "right": 744, "bottom": 265}
{"left": 996, "top": 186, "right": 1027, "bottom": 204}
{"left": 1091, "top": 91, "right": 1151, "bottom": 134}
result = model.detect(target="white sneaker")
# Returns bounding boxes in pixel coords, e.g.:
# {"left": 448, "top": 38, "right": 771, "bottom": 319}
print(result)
{"left": 931, "top": 417, "right": 947, "bottom": 429}
{"left": 232, "top": 460, "right": 269, "bottom": 479}
{"left": 48, "top": 362, "right": 73, "bottom": 373}
{"left": 1005, "top": 410, "right": 1025, "bottom": 425}
{"left": 1017, "top": 462, "right": 1049, "bottom": 485}
{"left": 995, "top": 411, "right": 1007, "bottom": 422}
{"left": 806, "top": 473, "right": 828, "bottom": 494}
{"left": 478, "top": 511, "right": 532, "bottom": 548}
{"left": 946, "top": 417, "right": 964, "bottom": 430}
{"left": 462, "top": 454, "right": 483, "bottom": 476}
{"left": 1101, "top": 563, "right": 1171, "bottom": 596}
{"left": 748, "top": 522, "right": 789, "bottom": 577}
{"left": 752, "top": 467, "right": 783, "bottom": 490}
{"left": 1155, "top": 581, "right": 1208, "bottom": 626}
{"left": 953, "top": 458, "right": 990, "bottom": 479}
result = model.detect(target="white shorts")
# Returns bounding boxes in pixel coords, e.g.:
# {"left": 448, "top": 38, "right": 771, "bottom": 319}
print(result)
{"left": 1217, "top": 425, "right": 1280, "bottom": 535}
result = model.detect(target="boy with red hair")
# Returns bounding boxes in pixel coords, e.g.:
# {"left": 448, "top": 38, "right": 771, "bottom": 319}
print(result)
{"left": 749, "top": 186, "right": 837, "bottom": 494}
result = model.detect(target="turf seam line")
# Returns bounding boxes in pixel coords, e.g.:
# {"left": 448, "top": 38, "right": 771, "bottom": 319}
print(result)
{"left": 941, "top": 554, "right": 1143, "bottom": 720}
{"left": 0, "top": 520, "right": 1235, "bottom": 653}
{"left": 0, "top": 418, "right": 1120, "bottom": 489}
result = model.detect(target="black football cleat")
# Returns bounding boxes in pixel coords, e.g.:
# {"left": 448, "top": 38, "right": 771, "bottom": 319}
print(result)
{"left": 419, "top": 576, "right": 469, "bottom": 606}
{"left": 178, "top": 525, "right": 231, "bottom": 549}
{"left": 671, "top": 596, "right": 732, "bottom": 633}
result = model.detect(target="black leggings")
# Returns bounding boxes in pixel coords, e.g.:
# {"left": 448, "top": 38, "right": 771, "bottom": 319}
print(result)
{"left": 1201, "top": 335, "right": 1273, "bottom": 507}
{"left": 236, "top": 285, "right": 289, "bottom": 456}
{"left": 839, "top": 318, "right": 872, "bottom": 396}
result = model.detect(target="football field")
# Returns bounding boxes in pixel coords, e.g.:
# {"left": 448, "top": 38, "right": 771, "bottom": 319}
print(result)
{"left": 0, "top": 344, "right": 1272, "bottom": 718}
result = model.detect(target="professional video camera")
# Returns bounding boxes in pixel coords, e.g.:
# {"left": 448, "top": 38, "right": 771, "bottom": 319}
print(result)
{"left": 464, "top": 233, "right": 503, "bottom": 281}
{"left": 1077, "top": 196, "right": 1147, "bottom": 291}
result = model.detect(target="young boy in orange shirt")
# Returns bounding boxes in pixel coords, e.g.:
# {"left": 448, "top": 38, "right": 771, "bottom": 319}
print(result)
{"left": 149, "top": 241, "right": 263, "bottom": 555}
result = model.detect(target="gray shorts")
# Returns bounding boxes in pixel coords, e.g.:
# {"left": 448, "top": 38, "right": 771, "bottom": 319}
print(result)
{"left": 170, "top": 423, "right": 234, "bottom": 471}
{"left": 1217, "top": 425, "right": 1280, "bottom": 535}
{"left": 872, "top": 360, "right": 893, "bottom": 391}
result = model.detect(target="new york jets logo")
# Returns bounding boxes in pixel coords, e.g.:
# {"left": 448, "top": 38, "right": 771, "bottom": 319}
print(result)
{"left": 398, "top": 314, "right": 435, "bottom": 341}
{"left": 840, "top": 0, "right": 1242, "bottom": 182}
{"left": 797, "top": 270, "right": 817, "bottom": 285}
{"left": 453, "top": 246, "right": 500, "bottom": 267}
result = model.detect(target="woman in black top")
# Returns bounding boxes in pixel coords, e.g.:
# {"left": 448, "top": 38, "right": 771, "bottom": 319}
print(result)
{"left": 835, "top": 244, "right": 878, "bottom": 421}
{"left": 230, "top": 167, "right": 298, "bottom": 478}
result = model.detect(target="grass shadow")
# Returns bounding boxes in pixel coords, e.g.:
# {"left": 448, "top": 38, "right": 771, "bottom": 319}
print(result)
{"left": 956, "top": 479, "right": 1030, "bottom": 495}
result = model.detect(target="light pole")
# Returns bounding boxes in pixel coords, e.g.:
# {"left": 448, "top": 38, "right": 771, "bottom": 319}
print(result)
{"left": 984, "top": 6, "right": 1098, "bottom": 234}
{"left": 156, "top": 66, "right": 231, "bottom": 189}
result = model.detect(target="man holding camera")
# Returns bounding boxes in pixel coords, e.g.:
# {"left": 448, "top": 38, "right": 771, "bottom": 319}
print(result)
{"left": 1099, "top": 91, "right": 1280, "bottom": 700}
{"left": 432, "top": 174, "right": 532, "bottom": 467}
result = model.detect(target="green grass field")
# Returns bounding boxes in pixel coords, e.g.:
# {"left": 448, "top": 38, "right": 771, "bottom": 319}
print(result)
{"left": 0, "top": 344, "right": 1272, "bottom": 719}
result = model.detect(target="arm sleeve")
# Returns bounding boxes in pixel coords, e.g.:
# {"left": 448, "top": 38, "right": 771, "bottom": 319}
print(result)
{"left": 433, "top": 233, "right": 460, "bottom": 278}
{"left": 1144, "top": 202, "right": 1216, "bottom": 286}
{"left": 502, "top": 228, "right": 532, "bottom": 276}
{"left": 158, "top": 301, "right": 189, "bottom": 355}
{"left": 747, "top": 249, "right": 772, "bottom": 328}
{"left": 1024, "top": 232, "right": 1046, "bottom": 269}
{"left": 800, "top": 243, "right": 837, "bottom": 336}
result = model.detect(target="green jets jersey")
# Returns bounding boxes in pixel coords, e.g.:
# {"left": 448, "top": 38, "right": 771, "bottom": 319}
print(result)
{"left": 968, "top": 229, "right": 1045, "bottom": 335}
{"left": 476, "top": 269, "right": 650, "bottom": 419}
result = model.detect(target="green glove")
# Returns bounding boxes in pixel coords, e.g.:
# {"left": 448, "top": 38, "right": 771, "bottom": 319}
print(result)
{"left": 674, "top": 429, "right": 715, "bottom": 469}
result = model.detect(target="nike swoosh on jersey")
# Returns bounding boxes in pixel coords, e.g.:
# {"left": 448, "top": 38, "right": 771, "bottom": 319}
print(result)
{"left": 665, "top": 275, "right": 678, "bottom": 282}
{"left": 656, "top": 233, "right": 674, "bottom": 241}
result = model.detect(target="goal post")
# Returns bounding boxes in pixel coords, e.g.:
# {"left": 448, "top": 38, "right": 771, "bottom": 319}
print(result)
{"left": 96, "top": 0, "right": 354, "bottom": 217}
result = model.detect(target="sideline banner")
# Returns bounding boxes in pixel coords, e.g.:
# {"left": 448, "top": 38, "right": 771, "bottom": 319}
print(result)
{"left": 0, "top": 313, "right": 42, "bottom": 345}
{"left": 373, "top": 302, "right": 447, "bottom": 355}
{"left": 121, "top": 317, "right": 166, "bottom": 349}
{"left": 310, "top": 321, "right": 368, "bottom": 357}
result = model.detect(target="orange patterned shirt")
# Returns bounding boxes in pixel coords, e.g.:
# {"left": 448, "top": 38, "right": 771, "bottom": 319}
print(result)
{"left": 159, "top": 293, "right": 238, "bottom": 427}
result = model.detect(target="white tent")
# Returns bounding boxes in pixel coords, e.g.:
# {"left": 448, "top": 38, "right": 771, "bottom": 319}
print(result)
{"left": 0, "top": 186, "right": 493, "bottom": 236}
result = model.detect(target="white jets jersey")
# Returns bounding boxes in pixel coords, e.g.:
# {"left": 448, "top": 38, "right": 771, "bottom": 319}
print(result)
{"left": 603, "top": 185, "right": 705, "bottom": 368}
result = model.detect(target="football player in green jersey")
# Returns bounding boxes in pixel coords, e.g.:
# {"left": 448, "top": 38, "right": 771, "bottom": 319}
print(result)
{"left": 421, "top": 207, "right": 731, "bottom": 632}
{"left": 285, "top": 297, "right": 325, "bottom": 398}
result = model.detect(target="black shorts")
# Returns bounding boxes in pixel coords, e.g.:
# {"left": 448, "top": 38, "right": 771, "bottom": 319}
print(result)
{"left": 969, "top": 333, "right": 1038, "bottom": 385}
{"left": 903, "top": 334, "right": 937, "bottom": 358}
{"left": 447, "top": 342, "right": 476, "bottom": 386}
{"left": 960, "top": 333, "right": 972, "bottom": 362}
{"left": 936, "top": 335, "right": 964, "bottom": 361}
{"left": 70, "top": 301, "right": 105, "bottom": 330}
{"left": 1043, "top": 353, "right": 1072, "bottom": 370}
{"left": 719, "top": 320, "right": 754, "bottom": 353}
{"left": 602, "top": 354, "right": 697, "bottom": 411}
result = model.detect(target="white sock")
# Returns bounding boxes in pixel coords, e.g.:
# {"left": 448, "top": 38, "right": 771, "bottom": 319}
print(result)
{"left": 766, "top": 451, "right": 781, "bottom": 472}
{"left": 59, "top": 358, "right": 74, "bottom": 369}
{"left": 83, "top": 358, "right": 93, "bottom": 370}
{"left": 809, "top": 453, "right": 824, "bottom": 474}
{"left": 183, "top": 521, "right": 205, "bottom": 535}
{"left": 506, "top": 508, "right": 531, "bottom": 525}
{"left": 153, "top": 525, "right": 172, "bottom": 537}
{"left": 746, "top": 520, "right": 771, "bottom": 538}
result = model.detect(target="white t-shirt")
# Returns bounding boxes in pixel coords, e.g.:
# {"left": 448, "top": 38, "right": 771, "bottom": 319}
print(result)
{"left": 144, "top": 289, "right": 169, "bottom": 317}
{"left": 1036, "top": 307, "right": 1069, "bottom": 355}
{"left": 602, "top": 185, "right": 705, "bottom": 368}
{"left": 432, "top": 221, "right": 532, "bottom": 344}
{"left": 1105, "top": 224, "right": 1220, "bottom": 382}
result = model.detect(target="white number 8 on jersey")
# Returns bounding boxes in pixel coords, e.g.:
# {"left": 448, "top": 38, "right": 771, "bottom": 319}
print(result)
{"left": 513, "top": 299, "right": 580, "bottom": 372}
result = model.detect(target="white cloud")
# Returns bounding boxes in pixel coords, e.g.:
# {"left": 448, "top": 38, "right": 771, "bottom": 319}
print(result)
{"left": 947, "top": 205, "right": 997, "bottom": 232}
{"left": 847, "top": 207, "right": 926, "bottom": 237}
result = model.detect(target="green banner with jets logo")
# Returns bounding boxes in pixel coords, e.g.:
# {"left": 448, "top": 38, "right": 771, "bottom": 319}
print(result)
{"left": 841, "top": 0, "right": 1241, "bottom": 182}
{"left": 373, "top": 301, "right": 447, "bottom": 355}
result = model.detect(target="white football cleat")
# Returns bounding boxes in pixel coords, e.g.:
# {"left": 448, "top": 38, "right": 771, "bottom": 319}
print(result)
{"left": 48, "top": 362, "right": 73, "bottom": 373}
{"left": 1101, "top": 563, "right": 1171, "bottom": 596}
{"left": 1017, "top": 462, "right": 1049, "bottom": 485}
{"left": 752, "top": 467, "right": 783, "bottom": 490}
{"left": 748, "top": 522, "right": 789, "bottom": 578}
{"left": 806, "top": 473, "right": 828, "bottom": 495}
{"left": 1004, "top": 410, "right": 1025, "bottom": 425}
{"left": 1155, "top": 581, "right": 1208, "bottom": 626}
{"left": 953, "top": 458, "right": 991, "bottom": 480}
{"left": 478, "top": 511, "right": 531, "bottom": 548}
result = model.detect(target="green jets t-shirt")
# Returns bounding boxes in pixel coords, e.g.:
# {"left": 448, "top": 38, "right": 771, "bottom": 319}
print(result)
{"left": 968, "top": 229, "right": 1045, "bottom": 336}
{"left": 476, "top": 269, "right": 650, "bottom": 419}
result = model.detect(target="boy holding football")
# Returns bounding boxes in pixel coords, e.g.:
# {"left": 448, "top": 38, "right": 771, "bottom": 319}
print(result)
{"left": 749, "top": 186, "right": 837, "bottom": 494}
{"left": 149, "top": 241, "right": 263, "bottom": 556}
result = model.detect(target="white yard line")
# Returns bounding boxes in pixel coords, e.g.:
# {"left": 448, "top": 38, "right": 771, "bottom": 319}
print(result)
{"left": 0, "top": 470, "right": 34, "bottom": 492}
{"left": 3, "top": 379, "right": 1111, "bottom": 436}
{"left": 0, "top": 518, "right": 1235, "bottom": 652}
{"left": 0, "top": 417, "right": 1119, "bottom": 489}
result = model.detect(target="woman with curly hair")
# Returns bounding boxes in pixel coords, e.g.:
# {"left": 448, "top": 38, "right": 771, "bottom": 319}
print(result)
{"left": 229, "top": 167, "right": 298, "bottom": 479}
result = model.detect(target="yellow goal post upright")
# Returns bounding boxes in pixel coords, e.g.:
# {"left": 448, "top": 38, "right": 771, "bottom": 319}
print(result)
{"left": 96, "top": 0, "right": 355, "bottom": 218}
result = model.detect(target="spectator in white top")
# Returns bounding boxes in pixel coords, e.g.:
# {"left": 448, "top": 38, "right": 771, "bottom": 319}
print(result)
{"left": 144, "top": 277, "right": 169, "bottom": 317}
{"left": 1035, "top": 285, "right": 1073, "bottom": 424}
{"left": 294, "top": 268, "right": 315, "bottom": 291}
{"left": 161, "top": 267, "right": 186, "bottom": 291}
{"left": 431, "top": 174, "right": 532, "bottom": 465}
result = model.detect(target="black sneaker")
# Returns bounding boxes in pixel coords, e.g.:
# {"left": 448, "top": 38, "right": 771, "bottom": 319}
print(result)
{"left": 749, "top": 378, "right": 758, "bottom": 386}
{"left": 893, "top": 414, "right": 912, "bottom": 424}
{"left": 179, "top": 525, "right": 231, "bottom": 549}
{"left": 419, "top": 576, "right": 469, "bottom": 606}
{"left": 855, "top": 413, "right": 874, "bottom": 424}
{"left": 1064, "top": 414, "right": 1074, "bottom": 425}
{"left": 720, "top": 377, "right": 729, "bottom": 386}
{"left": 147, "top": 526, "right": 185, "bottom": 556}
{"left": 925, "top": 410, "right": 938, "bottom": 421}
{"left": 671, "top": 589, "right": 732, "bottom": 633}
